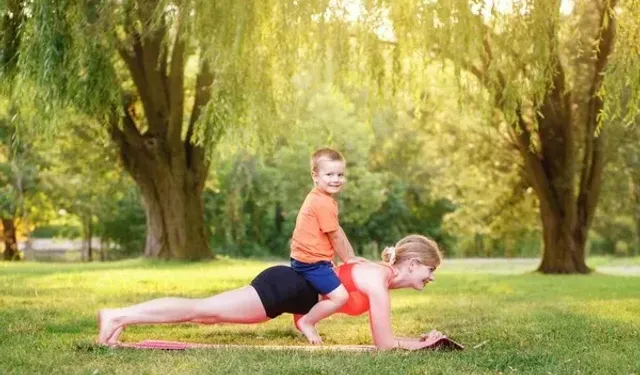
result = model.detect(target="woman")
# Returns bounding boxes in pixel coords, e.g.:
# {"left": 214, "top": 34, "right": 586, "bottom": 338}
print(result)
{"left": 98, "top": 234, "right": 443, "bottom": 351}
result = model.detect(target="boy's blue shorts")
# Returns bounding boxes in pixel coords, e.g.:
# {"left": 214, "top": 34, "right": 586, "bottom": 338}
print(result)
{"left": 290, "top": 258, "right": 342, "bottom": 295}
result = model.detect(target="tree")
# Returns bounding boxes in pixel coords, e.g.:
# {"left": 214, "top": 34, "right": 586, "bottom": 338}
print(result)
{"left": 0, "top": 0, "right": 28, "bottom": 261}
{"left": 594, "top": 91, "right": 640, "bottom": 256}
{"left": 206, "top": 84, "right": 389, "bottom": 257}
{"left": 38, "top": 117, "right": 144, "bottom": 261}
{"left": 0, "top": 131, "right": 23, "bottom": 261}
{"left": 9, "top": 1, "right": 325, "bottom": 259}
{"left": 332, "top": 0, "right": 632, "bottom": 273}
{"left": 0, "top": 113, "right": 39, "bottom": 261}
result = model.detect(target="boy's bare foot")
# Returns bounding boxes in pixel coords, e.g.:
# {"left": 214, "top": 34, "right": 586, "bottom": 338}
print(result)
{"left": 97, "top": 309, "right": 120, "bottom": 345}
{"left": 293, "top": 314, "right": 303, "bottom": 332}
{"left": 296, "top": 316, "right": 322, "bottom": 344}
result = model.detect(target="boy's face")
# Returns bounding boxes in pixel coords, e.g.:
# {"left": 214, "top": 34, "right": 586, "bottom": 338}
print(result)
{"left": 312, "top": 159, "right": 346, "bottom": 195}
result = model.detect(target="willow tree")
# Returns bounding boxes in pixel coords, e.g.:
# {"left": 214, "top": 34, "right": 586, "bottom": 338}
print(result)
{"left": 8, "top": 1, "right": 323, "bottom": 259}
{"left": 0, "top": 0, "right": 27, "bottom": 261}
{"left": 328, "top": 0, "right": 636, "bottom": 273}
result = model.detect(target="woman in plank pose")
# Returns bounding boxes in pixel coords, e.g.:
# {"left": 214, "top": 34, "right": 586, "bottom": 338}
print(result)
{"left": 98, "top": 234, "right": 445, "bottom": 351}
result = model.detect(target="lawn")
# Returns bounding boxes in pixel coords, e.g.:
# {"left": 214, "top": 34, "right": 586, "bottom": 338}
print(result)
{"left": 1, "top": 257, "right": 639, "bottom": 375}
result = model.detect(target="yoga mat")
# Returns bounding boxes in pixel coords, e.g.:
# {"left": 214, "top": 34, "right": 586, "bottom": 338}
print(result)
{"left": 118, "top": 337, "right": 464, "bottom": 351}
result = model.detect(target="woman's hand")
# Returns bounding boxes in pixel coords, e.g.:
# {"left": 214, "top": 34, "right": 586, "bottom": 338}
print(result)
{"left": 419, "top": 329, "right": 445, "bottom": 347}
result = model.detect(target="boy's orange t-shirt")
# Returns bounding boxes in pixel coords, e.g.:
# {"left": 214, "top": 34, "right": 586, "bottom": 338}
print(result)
{"left": 290, "top": 187, "right": 339, "bottom": 263}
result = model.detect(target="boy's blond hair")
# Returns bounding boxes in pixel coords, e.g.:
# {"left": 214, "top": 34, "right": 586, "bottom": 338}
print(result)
{"left": 381, "top": 234, "right": 442, "bottom": 268}
{"left": 310, "top": 148, "right": 345, "bottom": 172}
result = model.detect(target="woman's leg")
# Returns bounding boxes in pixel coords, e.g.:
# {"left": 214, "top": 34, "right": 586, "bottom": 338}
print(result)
{"left": 98, "top": 286, "right": 269, "bottom": 344}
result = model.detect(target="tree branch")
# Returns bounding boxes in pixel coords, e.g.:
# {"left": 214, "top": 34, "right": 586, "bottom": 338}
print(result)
{"left": 158, "top": 16, "right": 169, "bottom": 101}
{"left": 110, "top": 94, "right": 144, "bottom": 148}
{"left": 138, "top": 16, "right": 170, "bottom": 131}
{"left": 167, "top": 9, "right": 186, "bottom": 148}
{"left": 187, "top": 60, "right": 214, "bottom": 145}
{"left": 576, "top": 0, "right": 618, "bottom": 232}
{"left": 109, "top": 97, "right": 144, "bottom": 178}
{"left": 116, "top": 34, "right": 156, "bottom": 133}
{"left": 185, "top": 60, "right": 214, "bottom": 186}
{"left": 528, "top": 9, "right": 576, "bottom": 227}
{"left": 514, "top": 107, "right": 560, "bottom": 218}
{"left": 1, "top": 0, "right": 25, "bottom": 77}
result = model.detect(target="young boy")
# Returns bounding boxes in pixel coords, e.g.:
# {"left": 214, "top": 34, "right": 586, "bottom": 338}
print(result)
{"left": 290, "top": 147, "right": 364, "bottom": 344}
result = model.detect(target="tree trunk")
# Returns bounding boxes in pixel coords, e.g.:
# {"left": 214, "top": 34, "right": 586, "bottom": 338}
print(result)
{"left": 516, "top": 100, "right": 596, "bottom": 274}
{"left": 99, "top": 237, "right": 106, "bottom": 261}
{"left": 514, "top": 77, "right": 594, "bottom": 274}
{"left": 536, "top": 206, "right": 590, "bottom": 273}
{"left": 631, "top": 172, "right": 640, "bottom": 257}
{"left": 85, "top": 215, "right": 93, "bottom": 262}
{"left": 109, "top": 8, "right": 216, "bottom": 260}
{"left": 111, "top": 104, "right": 212, "bottom": 260}
{"left": 2, "top": 217, "right": 20, "bottom": 261}
{"left": 109, "top": 91, "right": 212, "bottom": 261}
{"left": 507, "top": 2, "right": 614, "bottom": 273}
{"left": 513, "top": 66, "right": 600, "bottom": 274}
{"left": 275, "top": 202, "right": 284, "bottom": 234}
{"left": 114, "top": 132, "right": 211, "bottom": 260}
{"left": 474, "top": 233, "right": 484, "bottom": 256}
{"left": 138, "top": 164, "right": 210, "bottom": 260}
{"left": 1, "top": 0, "right": 24, "bottom": 76}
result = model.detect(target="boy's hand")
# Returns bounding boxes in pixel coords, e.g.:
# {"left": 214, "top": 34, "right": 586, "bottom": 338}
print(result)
{"left": 346, "top": 256, "right": 369, "bottom": 264}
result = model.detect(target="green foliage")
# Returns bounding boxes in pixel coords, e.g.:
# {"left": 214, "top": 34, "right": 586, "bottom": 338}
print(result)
{"left": 206, "top": 84, "right": 463, "bottom": 258}
{"left": 206, "top": 85, "right": 391, "bottom": 257}
{"left": 333, "top": 1, "right": 638, "bottom": 267}
{"left": 9, "top": 0, "right": 346, "bottom": 147}
{"left": 592, "top": 106, "right": 640, "bottom": 256}
{"left": 98, "top": 186, "right": 145, "bottom": 257}
{"left": 205, "top": 154, "right": 284, "bottom": 258}
{"left": 0, "top": 102, "right": 40, "bottom": 220}
{"left": 29, "top": 224, "right": 82, "bottom": 239}
{"left": 354, "top": 181, "right": 455, "bottom": 253}
{"left": 12, "top": 1, "right": 119, "bottom": 121}
{"left": 23, "top": 111, "right": 146, "bottom": 258}
{"left": 604, "top": 0, "right": 640, "bottom": 124}
{"left": 2, "top": 0, "right": 638, "bottom": 261}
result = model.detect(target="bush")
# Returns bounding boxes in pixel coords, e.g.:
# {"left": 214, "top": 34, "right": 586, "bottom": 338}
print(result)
{"left": 30, "top": 225, "right": 82, "bottom": 239}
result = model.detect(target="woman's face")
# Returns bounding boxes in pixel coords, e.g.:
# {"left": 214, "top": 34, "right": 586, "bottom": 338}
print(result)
{"left": 408, "top": 260, "right": 436, "bottom": 291}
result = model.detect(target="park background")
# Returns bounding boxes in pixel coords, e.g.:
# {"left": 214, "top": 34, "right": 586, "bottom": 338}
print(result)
{"left": 1, "top": 0, "right": 639, "bottom": 374}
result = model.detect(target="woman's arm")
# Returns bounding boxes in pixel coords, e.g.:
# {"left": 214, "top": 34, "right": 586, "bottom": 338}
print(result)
{"left": 356, "top": 265, "right": 434, "bottom": 351}
{"left": 363, "top": 278, "right": 395, "bottom": 350}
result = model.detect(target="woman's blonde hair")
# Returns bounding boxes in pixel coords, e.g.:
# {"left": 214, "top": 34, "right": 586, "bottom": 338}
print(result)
{"left": 381, "top": 234, "right": 442, "bottom": 268}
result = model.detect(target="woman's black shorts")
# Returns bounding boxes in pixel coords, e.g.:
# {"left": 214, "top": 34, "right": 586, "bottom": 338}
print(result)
{"left": 250, "top": 265, "right": 319, "bottom": 319}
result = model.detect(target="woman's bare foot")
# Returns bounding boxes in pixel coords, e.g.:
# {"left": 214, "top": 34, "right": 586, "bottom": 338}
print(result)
{"left": 106, "top": 325, "right": 124, "bottom": 345}
{"left": 97, "top": 309, "right": 121, "bottom": 345}
{"left": 295, "top": 316, "right": 322, "bottom": 344}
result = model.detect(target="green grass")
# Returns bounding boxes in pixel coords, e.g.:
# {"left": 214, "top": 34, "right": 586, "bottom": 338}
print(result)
{"left": 1, "top": 258, "right": 639, "bottom": 375}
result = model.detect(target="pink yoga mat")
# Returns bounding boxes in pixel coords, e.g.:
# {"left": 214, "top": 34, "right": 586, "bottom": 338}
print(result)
{"left": 118, "top": 337, "right": 464, "bottom": 351}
